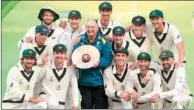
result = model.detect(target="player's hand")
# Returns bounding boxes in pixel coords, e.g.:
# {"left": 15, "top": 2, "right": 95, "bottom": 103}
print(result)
{"left": 121, "top": 90, "right": 131, "bottom": 101}
{"left": 130, "top": 91, "right": 139, "bottom": 101}
{"left": 107, "top": 36, "right": 114, "bottom": 42}
{"left": 175, "top": 61, "right": 183, "bottom": 68}
{"left": 93, "top": 61, "right": 100, "bottom": 68}
{"left": 72, "top": 106, "right": 78, "bottom": 110}
{"left": 77, "top": 27, "right": 83, "bottom": 33}
{"left": 41, "top": 57, "right": 48, "bottom": 65}
{"left": 67, "top": 59, "right": 72, "bottom": 66}
{"left": 141, "top": 74, "right": 151, "bottom": 85}
{"left": 129, "top": 62, "right": 139, "bottom": 70}
{"left": 150, "top": 94, "right": 160, "bottom": 103}
{"left": 24, "top": 37, "right": 33, "bottom": 43}
{"left": 74, "top": 38, "right": 80, "bottom": 44}
{"left": 35, "top": 97, "right": 45, "bottom": 103}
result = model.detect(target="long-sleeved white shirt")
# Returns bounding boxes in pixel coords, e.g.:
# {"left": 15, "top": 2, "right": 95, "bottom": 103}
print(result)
{"left": 20, "top": 38, "right": 54, "bottom": 67}
{"left": 126, "top": 68, "right": 161, "bottom": 103}
{"left": 40, "top": 60, "right": 79, "bottom": 107}
{"left": 2, "top": 63, "right": 45, "bottom": 109}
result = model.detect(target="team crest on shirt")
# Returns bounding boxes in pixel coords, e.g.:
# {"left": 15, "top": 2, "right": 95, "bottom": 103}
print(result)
{"left": 15, "top": 76, "right": 23, "bottom": 84}
{"left": 140, "top": 91, "right": 146, "bottom": 96}
{"left": 56, "top": 85, "right": 62, "bottom": 90}
{"left": 160, "top": 47, "right": 164, "bottom": 51}
{"left": 121, "top": 85, "right": 125, "bottom": 90}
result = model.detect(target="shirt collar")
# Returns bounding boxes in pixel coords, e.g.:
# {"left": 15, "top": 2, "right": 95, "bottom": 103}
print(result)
{"left": 130, "top": 29, "right": 147, "bottom": 40}
{"left": 113, "top": 63, "right": 128, "bottom": 75}
{"left": 97, "top": 18, "right": 113, "bottom": 28}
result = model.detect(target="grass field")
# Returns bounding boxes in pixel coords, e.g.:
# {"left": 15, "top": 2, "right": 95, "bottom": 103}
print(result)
{"left": 2, "top": 1, "right": 194, "bottom": 108}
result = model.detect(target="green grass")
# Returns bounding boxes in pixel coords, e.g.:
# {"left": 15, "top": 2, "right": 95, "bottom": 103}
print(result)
{"left": 2, "top": 1, "right": 194, "bottom": 108}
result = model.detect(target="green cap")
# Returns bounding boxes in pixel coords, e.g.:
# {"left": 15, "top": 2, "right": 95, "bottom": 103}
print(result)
{"left": 113, "top": 26, "right": 125, "bottom": 35}
{"left": 132, "top": 15, "right": 146, "bottom": 24}
{"left": 159, "top": 50, "right": 174, "bottom": 59}
{"left": 115, "top": 47, "right": 129, "bottom": 56}
{"left": 137, "top": 52, "right": 151, "bottom": 61}
{"left": 68, "top": 10, "right": 81, "bottom": 18}
{"left": 22, "top": 49, "right": 36, "bottom": 58}
{"left": 99, "top": 2, "right": 112, "bottom": 10}
{"left": 149, "top": 9, "right": 164, "bottom": 18}
{"left": 53, "top": 44, "right": 67, "bottom": 53}
{"left": 35, "top": 25, "right": 49, "bottom": 35}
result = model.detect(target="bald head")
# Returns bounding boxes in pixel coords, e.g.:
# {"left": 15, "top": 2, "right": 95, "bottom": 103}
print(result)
{"left": 86, "top": 19, "right": 99, "bottom": 38}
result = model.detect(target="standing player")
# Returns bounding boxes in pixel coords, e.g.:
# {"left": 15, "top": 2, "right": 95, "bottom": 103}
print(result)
{"left": 97, "top": 1, "right": 121, "bottom": 41}
{"left": 20, "top": 25, "right": 54, "bottom": 97}
{"left": 125, "top": 52, "right": 162, "bottom": 109}
{"left": 39, "top": 44, "right": 78, "bottom": 109}
{"left": 147, "top": 9, "right": 185, "bottom": 67}
{"left": 17, "top": 6, "right": 59, "bottom": 50}
{"left": 150, "top": 50, "right": 193, "bottom": 109}
{"left": 2, "top": 49, "right": 47, "bottom": 109}
{"left": 103, "top": 47, "right": 132, "bottom": 109}
{"left": 125, "top": 15, "right": 152, "bottom": 63}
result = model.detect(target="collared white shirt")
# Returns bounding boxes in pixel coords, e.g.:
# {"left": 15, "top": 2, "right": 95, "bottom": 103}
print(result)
{"left": 40, "top": 60, "right": 78, "bottom": 107}
{"left": 125, "top": 29, "right": 152, "bottom": 62}
{"left": 146, "top": 22, "right": 184, "bottom": 62}
{"left": 2, "top": 63, "right": 45, "bottom": 109}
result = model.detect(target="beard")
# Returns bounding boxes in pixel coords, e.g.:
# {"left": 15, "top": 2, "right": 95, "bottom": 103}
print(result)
{"left": 24, "top": 63, "right": 33, "bottom": 70}
{"left": 163, "top": 63, "right": 171, "bottom": 72}
{"left": 139, "top": 65, "right": 149, "bottom": 71}
{"left": 43, "top": 19, "right": 53, "bottom": 25}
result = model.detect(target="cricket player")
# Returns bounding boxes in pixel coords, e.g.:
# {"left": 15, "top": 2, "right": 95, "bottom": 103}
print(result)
{"left": 103, "top": 47, "right": 132, "bottom": 109}
{"left": 147, "top": 9, "right": 186, "bottom": 67}
{"left": 17, "top": 6, "right": 59, "bottom": 50}
{"left": 2, "top": 49, "right": 47, "bottom": 109}
{"left": 54, "top": 10, "right": 83, "bottom": 109}
{"left": 39, "top": 44, "right": 78, "bottom": 109}
{"left": 125, "top": 52, "right": 162, "bottom": 109}
{"left": 111, "top": 26, "right": 131, "bottom": 63}
{"left": 97, "top": 1, "right": 121, "bottom": 41}
{"left": 150, "top": 50, "right": 193, "bottom": 109}
{"left": 125, "top": 15, "right": 152, "bottom": 63}
{"left": 20, "top": 24, "right": 54, "bottom": 97}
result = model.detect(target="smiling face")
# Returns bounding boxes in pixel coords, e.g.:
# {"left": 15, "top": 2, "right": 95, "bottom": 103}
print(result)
{"left": 54, "top": 51, "right": 65, "bottom": 63}
{"left": 115, "top": 52, "right": 128, "bottom": 67}
{"left": 86, "top": 19, "right": 99, "bottom": 38}
{"left": 42, "top": 10, "right": 54, "bottom": 25}
{"left": 35, "top": 33, "right": 47, "bottom": 46}
{"left": 113, "top": 34, "right": 124, "bottom": 45}
{"left": 99, "top": 8, "right": 112, "bottom": 21}
{"left": 68, "top": 17, "right": 81, "bottom": 30}
{"left": 22, "top": 57, "right": 36, "bottom": 70}
{"left": 160, "top": 57, "right": 174, "bottom": 72}
{"left": 138, "top": 59, "right": 150, "bottom": 71}
{"left": 132, "top": 24, "right": 146, "bottom": 38}
{"left": 150, "top": 17, "right": 164, "bottom": 30}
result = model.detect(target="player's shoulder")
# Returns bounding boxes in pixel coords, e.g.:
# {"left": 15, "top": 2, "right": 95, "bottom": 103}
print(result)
{"left": 104, "top": 65, "right": 114, "bottom": 74}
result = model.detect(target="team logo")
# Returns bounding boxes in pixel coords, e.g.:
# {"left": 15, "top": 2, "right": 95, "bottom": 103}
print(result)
{"left": 116, "top": 28, "right": 121, "bottom": 32}
{"left": 56, "top": 85, "right": 62, "bottom": 90}
{"left": 103, "top": 4, "right": 107, "bottom": 7}
{"left": 121, "top": 85, "right": 125, "bottom": 90}
{"left": 160, "top": 47, "right": 164, "bottom": 51}
{"left": 72, "top": 11, "right": 76, "bottom": 15}
{"left": 177, "top": 35, "right": 180, "bottom": 39}
{"left": 136, "top": 18, "right": 141, "bottom": 22}
{"left": 140, "top": 91, "right": 146, "bottom": 96}
{"left": 25, "top": 84, "right": 31, "bottom": 90}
